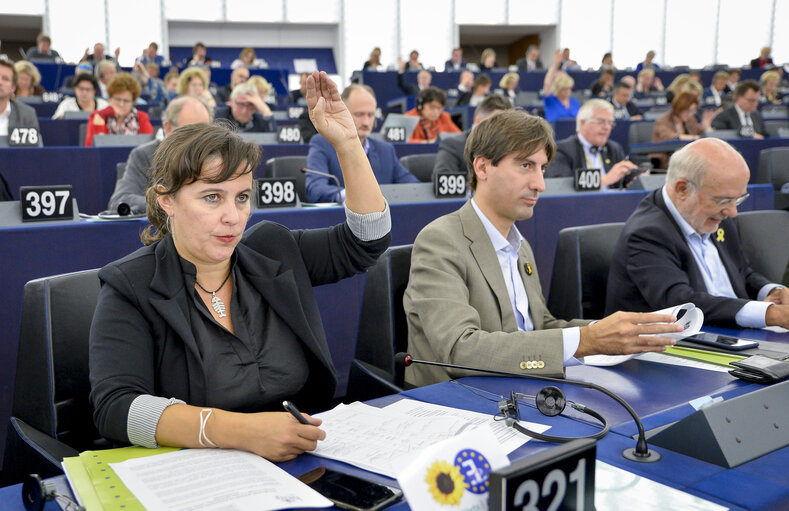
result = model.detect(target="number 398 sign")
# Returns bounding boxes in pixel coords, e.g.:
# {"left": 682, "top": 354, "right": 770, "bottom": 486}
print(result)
{"left": 256, "top": 178, "right": 298, "bottom": 208}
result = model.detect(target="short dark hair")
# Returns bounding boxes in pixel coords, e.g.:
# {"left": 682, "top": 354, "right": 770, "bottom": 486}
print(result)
{"left": 149, "top": 42, "right": 158, "bottom": 50}
{"left": 734, "top": 79, "right": 759, "bottom": 97}
{"left": 465, "top": 110, "right": 555, "bottom": 190}
{"left": 73, "top": 73, "right": 99, "bottom": 93}
{"left": 194, "top": 42, "right": 206, "bottom": 51}
{"left": 143, "top": 123, "right": 261, "bottom": 245}
{"left": 0, "top": 59, "right": 17, "bottom": 86}
{"left": 474, "top": 73, "right": 492, "bottom": 87}
{"left": 600, "top": 69, "right": 615, "bottom": 77}
{"left": 417, "top": 87, "right": 446, "bottom": 110}
{"left": 36, "top": 33, "right": 52, "bottom": 44}
{"left": 475, "top": 94, "right": 513, "bottom": 119}
{"left": 613, "top": 81, "right": 632, "bottom": 94}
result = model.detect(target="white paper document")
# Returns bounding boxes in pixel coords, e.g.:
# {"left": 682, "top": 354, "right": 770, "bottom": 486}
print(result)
{"left": 110, "top": 449, "right": 332, "bottom": 511}
{"left": 312, "top": 401, "right": 548, "bottom": 478}
{"left": 584, "top": 303, "right": 704, "bottom": 367}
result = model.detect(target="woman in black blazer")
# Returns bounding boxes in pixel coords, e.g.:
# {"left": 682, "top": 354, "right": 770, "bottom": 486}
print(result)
{"left": 89, "top": 71, "right": 391, "bottom": 461}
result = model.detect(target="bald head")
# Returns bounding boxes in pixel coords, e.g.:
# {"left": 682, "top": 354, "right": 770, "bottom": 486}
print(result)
{"left": 163, "top": 96, "right": 212, "bottom": 136}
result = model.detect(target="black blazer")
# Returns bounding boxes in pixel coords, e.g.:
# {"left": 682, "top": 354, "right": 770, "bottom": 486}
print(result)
{"left": 89, "top": 220, "right": 390, "bottom": 444}
{"left": 545, "top": 135, "right": 627, "bottom": 182}
{"left": 710, "top": 106, "right": 767, "bottom": 137}
{"left": 433, "top": 130, "right": 470, "bottom": 178}
{"left": 605, "top": 189, "right": 771, "bottom": 325}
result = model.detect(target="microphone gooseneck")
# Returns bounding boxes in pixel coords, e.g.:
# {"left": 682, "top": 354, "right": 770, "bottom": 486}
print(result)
{"left": 301, "top": 167, "right": 343, "bottom": 204}
{"left": 395, "top": 352, "right": 661, "bottom": 463}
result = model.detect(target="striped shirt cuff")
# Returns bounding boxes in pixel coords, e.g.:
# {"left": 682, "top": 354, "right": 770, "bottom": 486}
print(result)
{"left": 127, "top": 395, "right": 185, "bottom": 449}
{"left": 345, "top": 200, "right": 391, "bottom": 242}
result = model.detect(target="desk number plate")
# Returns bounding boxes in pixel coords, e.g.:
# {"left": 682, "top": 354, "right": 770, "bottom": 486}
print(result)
{"left": 574, "top": 168, "right": 601, "bottom": 191}
{"left": 277, "top": 125, "right": 302, "bottom": 144}
{"left": 489, "top": 438, "right": 596, "bottom": 511}
{"left": 20, "top": 185, "right": 74, "bottom": 222}
{"left": 434, "top": 171, "right": 467, "bottom": 198}
{"left": 256, "top": 178, "right": 298, "bottom": 208}
{"left": 384, "top": 126, "right": 407, "bottom": 143}
{"left": 9, "top": 127, "right": 40, "bottom": 147}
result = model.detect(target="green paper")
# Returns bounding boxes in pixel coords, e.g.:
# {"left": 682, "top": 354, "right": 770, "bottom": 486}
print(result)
{"left": 62, "top": 456, "right": 103, "bottom": 511}
{"left": 665, "top": 345, "right": 746, "bottom": 367}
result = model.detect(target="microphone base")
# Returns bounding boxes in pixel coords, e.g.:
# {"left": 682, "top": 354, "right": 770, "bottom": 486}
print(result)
{"left": 622, "top": 448, "right": 661, "bottom": 463}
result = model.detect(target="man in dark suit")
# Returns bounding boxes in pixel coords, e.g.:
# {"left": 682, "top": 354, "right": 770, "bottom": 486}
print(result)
{"left": 444, "top": 48, "right": 467, "bottom": 71}
{"left": 710, "top": 80, "right": 767, "bottom": 138}
{"left": 516, "top": 45, "right": 544, "bottom": 72}
{"left": 545, "top": 99, "right": 638, "bottom": 188}
{"left": 702, "top": 71, "right": 729, "bottom": 108}
{"left": 609, "top": 81, "right": 643, "bottom": 120}
{"left": 398, "top": 69, "right": 432, "bottom": 96}
{"left": 214, "top": 82, "right": 275, "bottom": 133}
{"left": 606, "top": 138, "right": 789, "bottom": 328}
{"left": 306, "top": 84, "right": 418, "bottom": 202}
{"left": 432, "top": 94, "right": 512, "bottom": 178}
{"left": 0, "top": 59, "right": 40, "bottom": 138}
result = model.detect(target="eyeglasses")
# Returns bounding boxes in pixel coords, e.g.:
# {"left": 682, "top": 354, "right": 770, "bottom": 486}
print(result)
{"left": 687, "top": 179, "right": 749, "bottom": 207}
{"left": 234, "top": 102, "right": 256, "bottom": 111}
{"left": 110, "top": 96, "right": 133, "bottom": 105}
{"left": 587, "top": 118, "right": 616, "bottom": 128}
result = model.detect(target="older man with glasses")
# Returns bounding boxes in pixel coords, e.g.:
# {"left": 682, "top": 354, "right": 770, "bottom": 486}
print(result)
{"left": 606, "top": 138, "right": 789, "bottom": 329}
{"left": 213, "top": 82, "right": 273, "bottom": 132}
{"left": 545, "top": 98, "right": 639, "bottom": 189}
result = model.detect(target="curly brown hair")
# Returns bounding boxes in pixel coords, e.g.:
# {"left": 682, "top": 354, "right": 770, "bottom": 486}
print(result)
{"left": 107, "top": 72, "right": 142, "bottom": 101}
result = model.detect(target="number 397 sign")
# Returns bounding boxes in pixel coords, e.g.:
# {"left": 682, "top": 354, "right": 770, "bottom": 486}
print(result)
{"left": 20, "top": 185, "right": 74, "bottom": 222}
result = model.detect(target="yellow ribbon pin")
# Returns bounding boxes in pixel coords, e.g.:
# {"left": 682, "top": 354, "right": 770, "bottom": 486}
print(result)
{"left": 716, "top": 228, "right": 724, "bottom": 242}
{"left": 525, "top": 263, "right": 533, "bottom": 276}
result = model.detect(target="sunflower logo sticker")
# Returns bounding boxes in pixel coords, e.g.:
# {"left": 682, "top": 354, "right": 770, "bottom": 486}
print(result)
{"left": 425, "top": 460, "right": 467, "bottom": 506}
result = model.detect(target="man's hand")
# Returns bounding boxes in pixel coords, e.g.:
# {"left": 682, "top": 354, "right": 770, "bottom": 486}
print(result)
{"left": 133, "top": 62, "right": 149, "bottom": 82}
{"left": 575, "top": 311, "right": 683, "bottom": 358}
{"left": 114, "top": 47, "right": 121, "bottom": 59}
{"left": 754, "top": 132, "right": 765, "bottom": 140}
{"left": 765, "top": 303, "right": 789, "bottom": 329}
{"left": 552, "top": 49, "right": 563, "bottom": 68}
{"left": 306, "top": 71, "right": 357, "bottom": 145}
{"left": 601, "top": 160, "right": 638, "bottom": 186}
{"left": 765, "top": 287, "right": 789, "bottom": 305}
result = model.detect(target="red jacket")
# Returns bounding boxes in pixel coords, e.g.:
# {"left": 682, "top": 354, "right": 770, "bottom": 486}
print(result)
{"left": 85, "top": 105, "right": 153, "bottom": 147}
{"left": 404, "top": 108, "right": 460, "bottom": 143}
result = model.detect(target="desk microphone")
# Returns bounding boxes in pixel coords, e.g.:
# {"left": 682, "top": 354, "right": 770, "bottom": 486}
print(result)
{"left": 395, "top": 352, "right": 661, "bottom": 463}
{"left": 301, "top": 167, "right": 343, "bottom": 204}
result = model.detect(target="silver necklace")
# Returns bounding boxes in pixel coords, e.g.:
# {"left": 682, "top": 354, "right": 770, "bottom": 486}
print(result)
{"left": 195, "top": 269, "right": 232, "bottom": 318}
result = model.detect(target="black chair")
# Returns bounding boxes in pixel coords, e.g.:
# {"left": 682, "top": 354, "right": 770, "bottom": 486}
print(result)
{"left": 2, "top": 269, "right": 110, "bottom": 485}
{"left": 755, "top": 147, "right": 789, "bottom": 211}
{"left": 346, "top": 245, "right": 413, "bottom": 402}
{"left": 265, "top": 156, "right": 308, "bottom": 202}
{"left": 547, "top": 223, "right": 625, "bottom": 321}
{"left": 628, "top": 121, "right": 655, "bottom": 146}
{"left": 736, "top": 210, "right": 789, "bottom": 285}
{"left": 764, "top": 119, "right": 789, "bottom": 138}
{"left": 399, "top": 154, "right": 436, "bottom": 183}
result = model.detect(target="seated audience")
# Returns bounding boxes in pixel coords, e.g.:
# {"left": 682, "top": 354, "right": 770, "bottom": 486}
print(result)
{"left": 724, "top": 68, "right": 741, "bottom": 94}
{"left": 560, "top": 48, "right": 580, "bottom": 71}
{"left": 606, "top": 138, "right": 789, "bottom": 329}
{"left": 85, "top": 72, "right": 154, "bottom": 146}
{"left": 542, "top": 50, "right": 580, "bottom": 122}
{"left": 13, "top": 61, "right": 44, "bottom": 97}
{"left": 516, "top": 45, "right": 543, "bottom": 72}
{"left": 710, "top": 80, "right": 767, "bottom": 138}
{"left": 288, "top": 72, "right": 310, "bottom": 104}
{"left": 665, "top": 73, "right": 702, "bottom": 104}
{"left": 636, "top": 50, "right": 660, "bottom": 72}
{"left": 61, "top": 61, "right": 93, "bottom": 90}
{"left": 405, "top": 87, "right": 461, "bottom": 143}
{"left": 479, "top": 48, "right": 497, "bottom": 72}
{"left": 164, "top": 69, "right": 179, "bottom": 100}
{"left": 0, "top": 59, "right": 40, "bottom": 136}
{"left": 26, "top": 33, "right": 62, "bottom": 63}
{"left": 455, "top": 70, "right": 474, "bottom": 96}
{"left": 457, "top": 73, "right": 491, "bottom": 107}
{"left": 183, "top": 42, "right": 212, "bottom": 67}
{"left": 398, "top": 68, "right": 432, "bottom": 96}
{"left": 750, "top": 46, "right": 773, "bottom": 69}
{"left": 52, "top": 74, "right": 108, "bottom": 119}
{"left": 306, "top": 84, "right": 418, "bottom": 202}
{"left": 107, "top": 96, "right": 213, "bottom": 214}
{"left": 546, "top": 99, "right": 638, "bottom": 188}
{"left": 83, "top": 43, "right": 119, "bottom": 65}
{"left": 609, "top": 81, "right": 643, "bottom": 120}
{"left": 590, "top": 69, "right": 615, "bottom": 97}
{"left": 96, "top": 60, "right": 117, "bottom": 99}
{"left": 132, "top": 61, "right": 168, "bottom": 108}
{"left": 760, "top": 70, "right": 783, "bottom": 105}
{"left": 137, "top": 42, "right": 166, "bottom": 66}
{"left": 433, "top": 94, "right": 512, "bottom": 177}
{"left": 214, "top": 82, "right": 274, "bottom": 132}
{"left": 651, "top": 91, "right": 713, "bottom": 169}
{"left": 247, "top": 75, "right": 275, "bottom": 113}
{"left": 216, "top": 67, "right": 250, "bottom": 105}
{"left": 177, "top": 67, "right": 216, "bottom": 109}
{"left": 198, "top": 66, "right": 220, "bottom": 98}
{"left": 634, "top": 68, "right": 664, "bottom": 98}
{"left": 600, "top": 52, "right": 615, "bottom": 72}
{"left": 497, "top": 72, "right": 520, "bottom": 104}
{"left": 363, "top": 47, "right": 383, "bottom": 71}
{"left": 231, "top": 47, "right": 267, "bottom": 69}
{"left": 403, "top": 109, "right": 681, "bottom": 386}
{"left": 445, "top": 47, "right": 466, "bottom": 71}
{"left": 703, "top": 71, "right": 729, "bottom": 107}
{"left": 403, "top": 50, "right": 423, "bottom": 71}
{"left": 89, "top": 72, "right": 391, "bottom": 462}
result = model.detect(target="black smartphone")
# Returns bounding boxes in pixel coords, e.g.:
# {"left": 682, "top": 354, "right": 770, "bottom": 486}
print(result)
{"left": 684, "top": 332, "right": 759, "bottom": 351}
{"left": 298, "top": 467, "right": 403, "bottom": 511}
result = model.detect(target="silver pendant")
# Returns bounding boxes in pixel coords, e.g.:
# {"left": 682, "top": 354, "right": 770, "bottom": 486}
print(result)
{"left": 211, "top": 292, "right": 227, "bottom": 318}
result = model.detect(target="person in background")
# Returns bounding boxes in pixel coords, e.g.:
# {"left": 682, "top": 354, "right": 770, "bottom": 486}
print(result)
{"left": 609, "top": 81, "right": 643, "bottom": 120}
{"left": 132, "top": 61, "right": 168, "bottom": 108}
{"left": 636, "top": 50, "right": 660, "bottom": 72}
{"left": 703, "top": 71, "right": 729, "bottom": 108}
{"left": 750, "top": 47, "right": 773, "bottom": 69}
{"left": 197, "top": 66, "right": 220, "bottom": 99}
{"left": 164, "top": 69, "right": 179, "bottom": 101}
{"left": 184, "top": 42, "right": 212, "bottom": 67}
{"left": 405, "top": 87, "right": 461, "bottom": 143}
{"left": 289, "top": 72, "right": 310, "bottom": 104}
{"left": 85, "top": 72, "right": 154, "bottom": 146}
{"left": 398, "top": 67, "right": 432, "bottom": 96}
{"left": 724, "top": 68, "right": 741, "bottom": 95}
{"left": 542, "top": 50, "right": 580, "bottom": 122}
{"left": 760, "top": 70, "right": 783, "bottom": 105}
{"left": 403, "top": 50, "right": 423, "bottom": 71}
{"left": 247, "top": 75, "right": 275, "bottom": 115}
{"left": 0, "top": 59, "right": 40, "bottom": 136}
{"left": 651, "top": 91, "right": 713, "bottom": 168}
{"left": 52, "top": 74, "right": 108, "bottom": 119}
{"left": 26, "top": 33, "right": 62, "bottom": 63}
{"left": 560, "top": 48, "right": 580, "bottom": 71}
{"left": 214, "top": 82, "right": 274, "bottom": 133}
{"left": 137, "top": 42, "right": 166, "bottom": 66}
{"left": 177, "top": 67, "right": 216, "bottom": 109}
{"left": 516, "top": 45, "right": 543, "bottom": 72}
{"left": 456, "top": 70, "right": 474, "bottom": 95}
{"left": 445, "top": 48, "right": 466, "bottom": 72}
{"left": 96, "top": 60, "right": 117, "bottom": 99}
{"left": 591, "top": 69, "right": 615, "bottom": 97}
{"left": 457, "top": 73, "right": 491, "bottom": 107}
{"left": 89, "top": 72, "right": 390, "bottom": 462}
{"left": 13, "top": 61, "right": 44, "bottom": 97}
{"left": 363, "top": 47, "right": 383, "bottom": 71}
{"left": 479, "top": 48, "right": 497, "bottom": 72}
{"left": 216, "top": 67, "right": 250, "bottom": 105}
{"left": 498, "top": 72, "right": 520, "bottom": 104}
{"left": 710, "top": 80, "right": 767, "bottom": 139}
{"left": 231, "top": 47, "right": 267, "bottom": 69}
{"left": 634, "top": 68, "right": 664, "bottom": 98}
{"left": 665, "top": 73, "right": 702, "bottom": 104}
{"left": 600, "top": 52, "right": 615, "bottom": 72}
{"left": 83, "top": 43, "right": 120, "bottom": 66}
